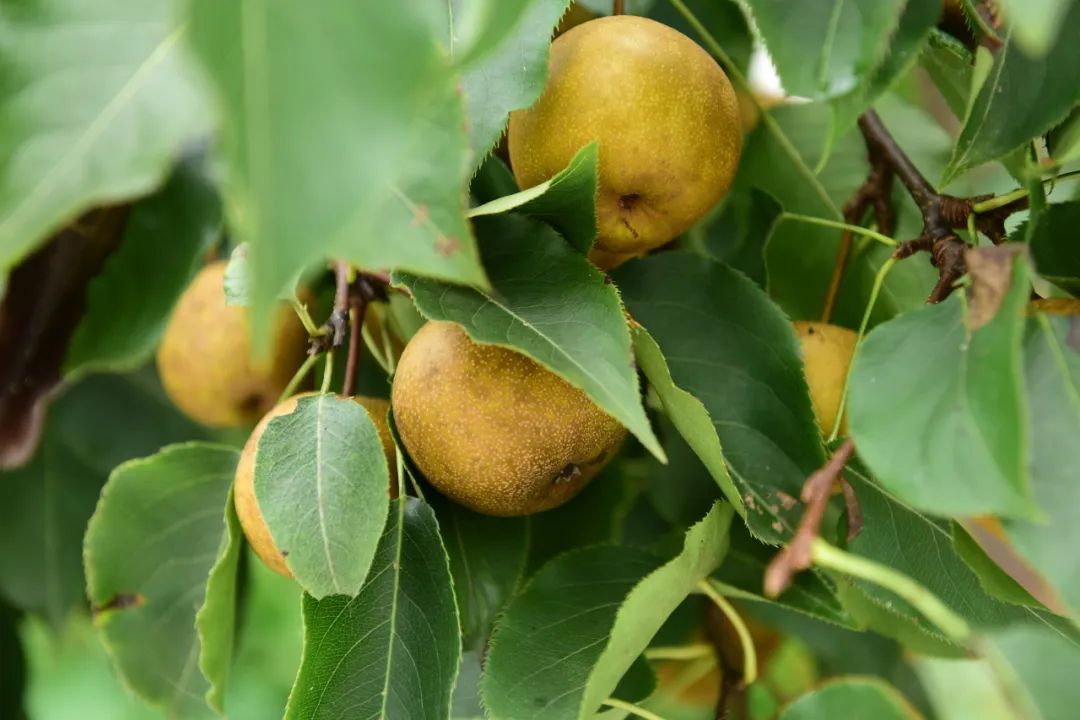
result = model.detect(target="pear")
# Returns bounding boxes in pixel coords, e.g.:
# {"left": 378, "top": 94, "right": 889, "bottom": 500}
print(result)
{"left": 508, "top": 16, "right": 742, "bottom": 267}
{"left": 793, "top": 321, "right": 858, "bottom": 436}
{"left": 1030, "top": 297, "right": 1080, "bottom": 315}
{"left": 234, "top": 392, "right": 397, "bottom": 577}
{"left": 156, "top": 261, "right": 308, "bottom": 427}
{"left": 391, "top": 321, "right": 625, "bottom": 516}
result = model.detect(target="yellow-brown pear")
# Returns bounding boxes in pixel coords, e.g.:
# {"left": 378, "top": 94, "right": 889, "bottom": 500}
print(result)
{"left": 391, "top": 321, "right": 626, "bottom": 516}
{"left": 793, "top": 322, "right": 858, "bottom": 436}
{"left": 156, "top": 261, "right": 308, "bottom": 427}
{"left": 1030, "top": 297, "right": 1080, "bottom": 315}
{"left": 508, "top": 16, "right": 742, "bottom": 267}
{"left": 234, "top": 393, "right": 398, "bottom": 577}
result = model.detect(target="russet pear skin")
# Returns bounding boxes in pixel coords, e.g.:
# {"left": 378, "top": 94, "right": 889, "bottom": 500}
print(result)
{"left": 509, "top": 16, "right": 742, "bottom": 266}
{"left": 391, "top": 321, "right": 626, "bottom": 516}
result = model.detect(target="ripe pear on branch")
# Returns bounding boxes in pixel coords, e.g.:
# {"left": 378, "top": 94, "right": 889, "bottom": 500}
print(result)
{"left": 792, "top": 321, "right": 858, "bottom": 437}
{"left": 509, "top": 15, "right": 742, "bottom": 268}
{"left": 233, "top": 392, "right": 397, "bottom": 577}
{"left": 156, "top": 260, "right": 308, "bottom": 427}
{"left": 391, "top": 321, "right": 626, "bottom": 516}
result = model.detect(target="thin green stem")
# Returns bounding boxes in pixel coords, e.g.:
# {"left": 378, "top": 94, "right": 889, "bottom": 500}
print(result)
{"left": 781, "top": 213, "right": 897, "bottom": 248}
{"left": 290, "top": 297, "right": 326, "bottom": 337}
{"left": 643, "top": 643, "right": 714, "bottom": 661}
{"left": 602, "top": 698, "right": 666, "bottom": 720}
{"left": 827, "top": 257, "right": 897, "bottom": 443}
{"left": 406, "top": 466, "right": 427, "bottom": 501}
{"left": 396, "top": 446, "right": 407, "bottom": 501}
{"left": 811, "top": 538, "right": 971, "bottom": 643}
{"left": 277, "top": 353, "right": 320, "bottom": 404}
{"left": 698, "top": 579, "right": 757, "bottom": 684}
{"left": 320, "top": 350, "right": 334, "bottom": 394}
{"left": 972, "top": 169, "right": 1080, "bottom": 213}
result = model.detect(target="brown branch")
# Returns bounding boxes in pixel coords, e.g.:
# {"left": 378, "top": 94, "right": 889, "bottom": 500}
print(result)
{"left": 821, "top": 140, "right": 896, "bottom": 322}
{"left": 613, "top": 0, "right": 624, "bottom": 15}
{"left": 343, "top": 297, "right": 365, "bottom": 397}
{"left": 764, "top": 439, "right": 856, "bottom": 597}
{"left": 856, "top": 110, "right": 1028, "bottom": 304}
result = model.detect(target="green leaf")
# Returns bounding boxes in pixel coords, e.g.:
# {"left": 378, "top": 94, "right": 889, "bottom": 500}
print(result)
{"left": 469, "top": 142, "right": 599, "bottom": 253}
{"left": 194, "top": 491, "right": 243, "bottom": 713}
{"left": 1000, "top": 314, "right": 1080, "bottom": 617}
{"left": 482, "top": 503, "right": 733, "bottom": 720}
{"left": 443, "top": 0, "right": 535, "bottom": 68}
{"left": 186, "top": 0, "right": 486, "bottom": 338}
{"left": 737, "top": 0, "right": 906, "bottom": 100}
{"left": 84, "top": 443, "right": 238, "bottom": 718}
{"left": 944, "top": 3, "right": 1080, "bottom": 183}
{"left": 952, "top": 524, "right": 1042, "bottom": 609}
{"left": 1024, "top": 202, "right": 1080, "bottom": 294}
{"left": 995, "top": 0, "right": 1074, "bottom": 57}
{"left": 0, "top": 371, "right": 205, "bottom": 624}
{"left": 254, "top": 394, "right": 391, "bottom": 598}
{"left": 64, "top": 159, "right": 221, "bottom": 378}
{"left": 222, "top": 242, "right": 303, "bottom": 307}
{"left": 843, "top": 468, "right": 1059, "bottom": 637}
{"left": 616, "top": 252, "right": 824, "bottom": 542}
{"left": 631, "top": 327, "right": 742, "bottom": 517}
{"left": 699, "top": 187, "right": 781, "bottom": 288}
{"left": 913, "top": 655, "right": 1020, "bottom": 720}
{"left": 429, "top": 494, "right": 530, "bottom": 653}
{"left": 527, "top": 455, "right": 649, "bottom": 573}
{"left": 919, "top": 30, "right": 974, "bottom": 120}
{"left": 646, "top": 415, "right": 724, "bottom": 529}
{"left": 395, "top": 214, "right": 663, "bottom": 460}
{"left": 0, "top": 0, "right": 209, "bottom": 273}
{"left": 779, "top": 677, "right": 921, "bottom": 720}
{"left": 985, "top": 621, "right": 1080, "bottom": 720}
{"left": 829, "top": 0, "right": 941, "bottom": 146}
{"left": 458, "top": 0, "right": 572, "bottom": 158}
{"left": 451, "top": 651, "right": 485, "bottom": 720}
{"left": 713, "top": 522, "right": 852, "bottom": 627}
{"left": 285, "top": 498, "right": 460, "bottom": 720}
{"left": 848, "top": 251, "right": 1037, "bottom": 517}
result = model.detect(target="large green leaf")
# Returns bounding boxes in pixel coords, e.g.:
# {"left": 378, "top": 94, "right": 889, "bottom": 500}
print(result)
{"left": 0, "top": 371, "right": 205, "bottom": 624}
{"left": 84, "top": 443, "right": 238, "bottom": 719}
{"left": 457, "top": 0, "right": 571, "bottom": 158}
{"left": 993, "top": 0, "right": 1074, "bottom": 60}
{"left": 848, "top": 252, "right": 1037, "bottom": 517}
{"left": 64, "top": 158, "right": 220, "bottom": 378}
{"left": 779, "top": 677, "right": 921, "bottom": 720}
{"left": 944, "top": 2, "right": 1080, "bottom": 182}
{"left": 616, "top": 252, "right": 824, "bottom": 542}
{"left": 195, "top": 492, "right": 243, "bottom": 713}
{"left": 482, "top": 503, "right": 733, "bottom": 720}
{"left": 1001, "top": 314, "right": 1080, "bottom": 617}
{"left": 986, "top": 621, "right": 1080, "bottom": 720}
{"left": 1024, "top": 201, "right": 1080, "bottom": 295}
{"left": 254, "top": 394, "right": 390, "bottom": 599}
{"left": 737, "top": 0, "right": 906, "bottom": 100}
{"left": 843, "top": 470, "right": 1031, "bottom": 639}
{"left": 185, "top": 0, "right": 486, "bottom": 336}
{"left": 429, "top": 494, "right": 530, "bottom": 653}
{"left": 0, "top": 0, "right": 208, "bottom": 273}
{"left": 631, "top": 327, "right": 742, "bottom": 517}
{"left": 828, "top": 0, "right": 941, "bottom": 146}
{"left": 285, "top": 498, "right": 460, "bottom": 720}
{"left": 395, "top": 214, "right": 662, "bottom": 459}
{"left": 469, "top": 142, "right": 599, "bottom": 253}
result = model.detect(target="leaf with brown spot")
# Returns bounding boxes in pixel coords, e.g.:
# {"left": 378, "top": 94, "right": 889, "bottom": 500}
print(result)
{"left": 0, "top": 207, "right": 128, "bottom": 469}
{"left": 965, "top": 244, "right": 1029, "bottom": 331}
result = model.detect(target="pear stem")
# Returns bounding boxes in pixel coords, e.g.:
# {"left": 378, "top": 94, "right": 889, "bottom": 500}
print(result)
{"left": 613, "top": 0, "right": 624, "bottom": 15}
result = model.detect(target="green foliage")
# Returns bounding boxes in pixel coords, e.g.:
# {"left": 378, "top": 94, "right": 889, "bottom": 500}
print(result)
{"left": 253, "top": 393, "right": 390, "bottom": 598}
{"left": 4, "top": 1, "right": 1080, "bottom": 717}
{"left": 285, "top": 498, "right": 459, "bottom": 720}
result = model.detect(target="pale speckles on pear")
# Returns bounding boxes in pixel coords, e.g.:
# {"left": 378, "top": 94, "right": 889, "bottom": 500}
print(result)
{"left": 391, "top": 321, "right": 626, "bottom": 516}
{"left": 508, "top": 15, "right": 742, "bottom": 266}
{"left": 155, "top": 260, "right": 308, "bottom": 428}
